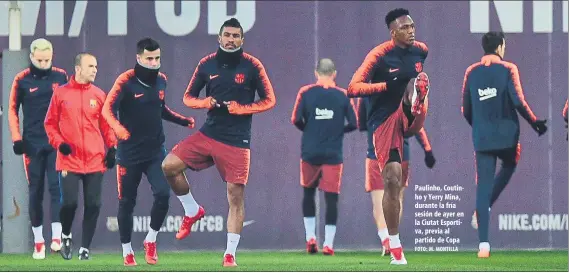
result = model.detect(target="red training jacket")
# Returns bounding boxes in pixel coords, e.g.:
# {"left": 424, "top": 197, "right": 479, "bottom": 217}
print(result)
{"left": 44, "top": 76, "right": 117, "bottom": 174}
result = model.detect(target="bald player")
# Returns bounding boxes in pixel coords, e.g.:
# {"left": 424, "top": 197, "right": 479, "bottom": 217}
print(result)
{"left": 291, "top": 59, "right": 357, "bottom": 256}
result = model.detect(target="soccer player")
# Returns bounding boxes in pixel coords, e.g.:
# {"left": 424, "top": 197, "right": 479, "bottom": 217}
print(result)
{"left": 44, "top": 53, "right": 118, "bottom": 260}
{"left": 102, "top": 38, "right": 195, "bottom": 266}
{"left": 161, "top": 18, "right": 276, "bottom": 267}
{"left": 461, "top": 31, "right": 547, "bottom": 258}
{"left": 347, "top": 8, "right": 430, "bottom": 265}
{"left": 291, "top": 59, "right": 357, "bottom": 256}
{"left": 8, "top": 38, "right": 68, "bottom": 259}
{"left": 355, "top": 97, "right": 434, "bottom": 256}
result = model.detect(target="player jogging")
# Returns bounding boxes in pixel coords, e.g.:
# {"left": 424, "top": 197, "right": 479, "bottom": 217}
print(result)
{"left": 161, "top": 18, "right": 276, "bottom": 267}
{"left": 461, "top": 31, "right": 547, "bottom": 258}
{"left": 355, "top": 97, "right": 435, "bottom": 256}
{"left": 291, "top": 59, "right": 357, "bottom": 256}
{"left": 44, "top": 53, "right": 117, "bottom": 260}
{"left": 347, "top": 8, "right": 431, "bottom": 265}
{"left": 8, "top": 38, "right": 68, "bottom": 259}
{"left": 102, "top": 38, "right": 195, "bottom": 266}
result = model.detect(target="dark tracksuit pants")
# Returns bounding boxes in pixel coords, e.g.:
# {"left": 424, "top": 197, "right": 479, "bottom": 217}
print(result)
{"left": 59, "top": 172, "right": 104, "bottom": 249}
{"left": 116, "top": 155, "right": 170, "bottom": 244}
{"left": 24, "top": 148, "right": 61, "bottom": 227}
{"left": 475, "top": 145, "right": 518, "bottom": 243}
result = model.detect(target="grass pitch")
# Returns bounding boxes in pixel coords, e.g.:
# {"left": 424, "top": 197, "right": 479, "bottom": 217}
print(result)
{"left": 0, "top": 250, "right": 566, "bottom": 271}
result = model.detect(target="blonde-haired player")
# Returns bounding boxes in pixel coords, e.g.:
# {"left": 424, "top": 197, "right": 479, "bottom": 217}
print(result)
{"left": 8, "top": 38, "right": 68, "bottom": 259}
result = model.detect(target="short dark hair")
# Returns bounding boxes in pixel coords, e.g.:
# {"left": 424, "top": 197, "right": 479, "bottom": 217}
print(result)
{"left": 219, "top": 18, "right": 244, "bottom": 37}
{"left": 481, "top": 31, "right": 505, "bottom": 54}
{"left": 74, "top": 52, "right": 93, "bottom": 66}
{"left": 137, "top": 38, "right": 160, "bottom": 55}
{"left": 385, "top": 8, "right": 410, "bottom": 28}
{"left": 316, "top": 58, "right": 336, "bottom": 76}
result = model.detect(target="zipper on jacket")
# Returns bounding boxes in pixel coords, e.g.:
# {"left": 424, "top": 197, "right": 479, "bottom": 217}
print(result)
{"left": 81, "top": 89, "right": 86, "bottom": 172}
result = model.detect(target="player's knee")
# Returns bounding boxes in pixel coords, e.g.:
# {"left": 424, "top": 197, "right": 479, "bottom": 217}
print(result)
{"left": 161, "top": 154, "right": 183, "bottom": 176}
{"left": 61, "top": 201, "right": 77, "bottom": 211}
{"left": 119, "top": 197, "right": 136, "bottom": 211}
{"left": 153, "top": 193, "right": 170, "bottom": 209}
{"left": 227, "top": 184, "right": 245, "bottom": 206}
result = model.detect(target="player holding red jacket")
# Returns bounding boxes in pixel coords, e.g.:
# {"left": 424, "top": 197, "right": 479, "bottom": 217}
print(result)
{"left": 44, "top": 53, "right": 117, "bottom": 261}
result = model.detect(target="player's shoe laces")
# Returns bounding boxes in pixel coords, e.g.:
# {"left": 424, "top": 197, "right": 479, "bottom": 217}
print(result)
{"left": 411, "top": 72, "right": 430, "bottom": 116}
{"left": 32, "top": 242, "right": 46, "bottom": 260}
{"left": 143, "top": 241, "right": 158, "bottom": 265}
{"left": 389, "top": 247, "right": 408, "bottom": 265}
{"left": 50, "top": 239, "right": 62, "bottom": 252}
{"left": 78, "top": 249, "right": 90, "bottom": 260}
{"left": 60, "top": 238, "right": 73, "bottom": 260}
{"left": 222, "top": 254, "right": 238, "bottom": 267}
{"left": 381, "top": 238, "right": 391, "bottom": 256}
{"left": 124, "top": 253, "right": 137, "bottom": 266}
{"left": 306, "top": 238, "right": 318, "bottom": 254}
{"left": 176, "top": 206, "right": 205, "bottom": 240}
{"left": 322, "top": 246, "right": 335, "bottom": 256}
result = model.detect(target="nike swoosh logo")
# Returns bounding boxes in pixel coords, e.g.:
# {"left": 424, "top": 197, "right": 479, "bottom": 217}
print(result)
{"left": 209, "top": 75, "right": 219, "bottom": 80}
{"left": 30, "top": 87, "right": 39, "bottom": 92}
{"left": 243, "top": 220, "right": 255, "bottom": 227}
{"left": 134, "top": 94, "right": 144, "bottom": 98}
{"left": 7, "top": 196, "right": 20, "bottom": 219}
{"left": 389, "top": 68, "right": 399, "bottom": 73}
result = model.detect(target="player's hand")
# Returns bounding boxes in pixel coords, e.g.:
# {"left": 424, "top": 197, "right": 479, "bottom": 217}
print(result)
{"left": 208, "top": 97, "right": 221, "bottom": 109}
{"left": 104, "top": 147, "right": 116, "bottom": 169}
{"left": 424, "top": 150, "right": 436, "bottom": 169}
{"left": 13, "top": 140, "right": 24, "bottom": 155}
{"left": 223, "top": 101, "right": 242, "bottom": 114}
{"left": 531, "top": 119, "right": 547, "bottom": 136}
{"left": 186, "top": 117, "right": 195, "bottom": 129}
{"left": 115, "top": 127, "right": 130, "bottom": 141}
{"left": 59, "top": 143, "right": 72, "bottom": 155}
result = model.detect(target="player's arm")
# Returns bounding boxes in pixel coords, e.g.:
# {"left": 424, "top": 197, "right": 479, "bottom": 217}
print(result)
{"left": 102, "top": 74, "right": 131, "bottom": 140}
{"left": 290, "top": 88, "right": 306, "bottom": 131}
{"left": 460, "top": 69, "right": 472, "bottom": 126}
{"left": 226, "top": 59, "right": 276, "bottom": 115}
{"left": 563, "top": 100, "right": 568, "bottom": 122}
{"left": 183, "top": 61, "right": 216, "bottom": 109}
{"left": 505, "top": 64, "right": 539, "bottom": 124}
{"left": 357, "top": 98, "right": 368, "bottom": 131}
{"left": 415, "top": 127, "right": 436, "bottom": 168}
{"left": 8, "top": 74, "right": 26, "bottom": 143}
{"left": 98, "top": 95, "right": 118, "bottom": 149}
{"left": 344, "top": 97, "right": 358, "bottom": 133}
{"left": 158, "top": 75, "right": 195, "bottom": 128}
{"left": 44, "top": 88, "right": 65, "bottom": 149}
{"left": 347, "top": 48, "right": 389, "bottom": 97}
{"left": 415, "top": 128, "right": 432, "bottom": 152}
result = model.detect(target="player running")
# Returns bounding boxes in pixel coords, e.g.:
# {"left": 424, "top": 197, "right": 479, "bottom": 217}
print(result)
{"left": 102, "top": 38, "right": 195, "bottom": 266}
{"left": 461, "top": 31, "right": 547, "bottom": 258}
{"left": 8, "top": 38, "right": 68, "bottom": 258}
{"left": 355, "top": 97, "right": 435, "bottom": 256}
{"left": 347, "top": 8, "right": 430, "bottom": 265}
{"left": 161, "top": 18, "right": 276, "bottom": 267}
{"left": 291, "top": 59, "right": 357, "bottom": 256}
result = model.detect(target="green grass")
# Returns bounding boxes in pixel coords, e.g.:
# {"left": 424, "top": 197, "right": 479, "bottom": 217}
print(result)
{"left": 0, "top": 250, "right": 566, "bottom": 271}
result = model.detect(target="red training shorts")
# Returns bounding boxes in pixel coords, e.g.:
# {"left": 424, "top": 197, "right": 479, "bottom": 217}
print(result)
{"left": 373, "top": 101, "right": 428, "bottom": 172}
{"left": 365, "top": 158, "right": 410, "bottom": 192}
{"left": 300, "top": 160, "right": 343, "bottom": 194}
{"left": 171, "top": 131, "right": 250, "bottom": 185}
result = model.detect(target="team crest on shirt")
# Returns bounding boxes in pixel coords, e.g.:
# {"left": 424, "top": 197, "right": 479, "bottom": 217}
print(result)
{"left": 234, "top": 73, "right": 245, "bottom": 84}
{"left": 52, "top": 83, "right": 59, "bottom": 91}
{"left": 159, "top": 90, "right": 165, "bottom": 100}
{"left": 415, "top": 62, "right": 423, "bottom": 72}
{"left": 89, "top": 99, "right": 97, "bottom": 108}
